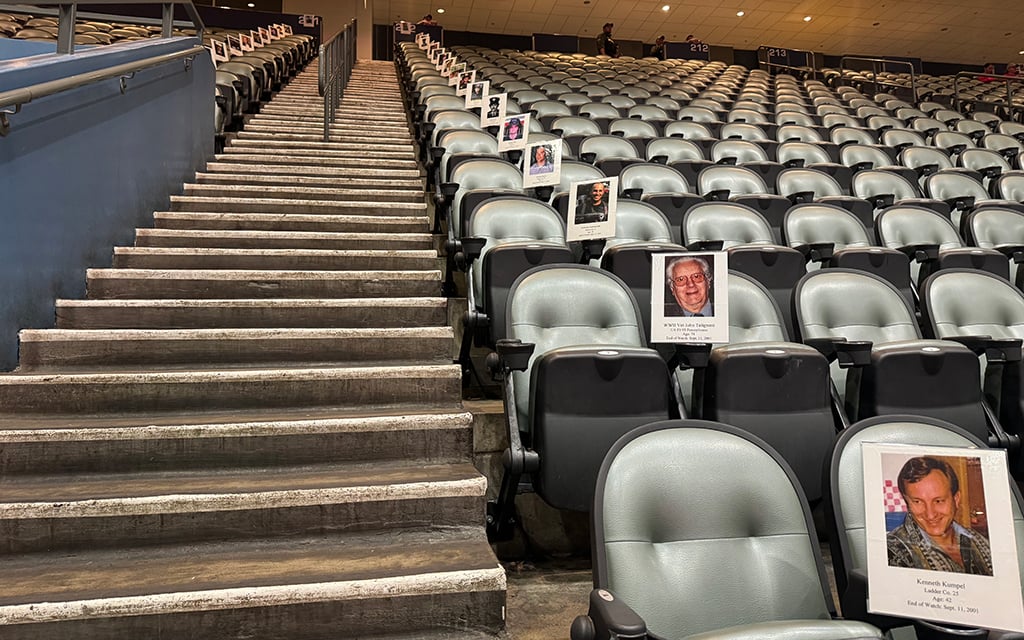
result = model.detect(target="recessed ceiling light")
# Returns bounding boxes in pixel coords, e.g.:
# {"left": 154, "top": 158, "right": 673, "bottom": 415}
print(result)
{"left": 436, "top": 7, "right": 445, "bottom": 13}
{"left": 246, "top": 2, "right": 253, "bottom": 6}
{"left": 803, "top": 15, "right": 812, "bottom": 21}
{"left": 1019, "top": 50, "right": 1024, "bottom": 54}
{"left": 662, "top": 4, "right": 670, "bottom": 11}
{"left": 736, "top": 10, "right": 745, "bottom": 16}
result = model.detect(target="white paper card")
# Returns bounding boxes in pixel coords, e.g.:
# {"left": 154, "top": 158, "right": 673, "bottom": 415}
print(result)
{"left": 251, "top": 29, "right": 263, "bottom": 46}
{"left": 567, "top": 177, "right": 618, "bottom": 241}
{"left": 481, "top": 93, "right": 507, "bottom": 127}
{"left": 863, "top": 443, "right": 1024, "bottom": 632}
{"left": 226, "top": 34, "right": 243, "bottom": 57}
{"left": 650, "top": 252, "right": 729, "bottom": 343}
{"left": 208, "top": 40, "right": 229, "bottom": 63}
{"left": 239, "top": 32, "right": 254, "bottom": 52}
{"left": 497, "top": 112, "right": 527, "bottom": 151}
{"left": 258, "top": 26, "right": 271, "bottom": 43}
{"left": 447, "top": 62, "right": 466, "bottom": 84}
{"left": 456, "top": 70, "right": 476, "bottom": 96}
{"left": 466, "top": 80, "right": 490, "bottom": 109}
{"left": 522, "top": 139, "right": 562, "bottom": 189}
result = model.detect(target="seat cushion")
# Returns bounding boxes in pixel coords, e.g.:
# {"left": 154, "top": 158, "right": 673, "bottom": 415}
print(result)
{"left": 685, "top": 619, "right": 883, "bottom": 640}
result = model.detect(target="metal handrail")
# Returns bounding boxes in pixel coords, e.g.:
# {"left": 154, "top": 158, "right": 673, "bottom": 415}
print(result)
{"left": 319, "top": 18, "right": 356, "bottom": 142}
{"left": 839, "top": 56, "right": 917, "bottom": 102}
{"left": 757, "top": 45, "right": 817, "bottom": 77}
{"left": 11, "top": 0, "right": 204, "bottom": 54}
{"left": 0, "top": 44, "right": 204, "bottom": 135}
{"left": 954, "top": 71, "right": 1024, "bottom": 114}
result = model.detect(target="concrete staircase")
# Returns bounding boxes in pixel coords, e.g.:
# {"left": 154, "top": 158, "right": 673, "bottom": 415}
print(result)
{"left": 0, "top": 60, "right": 506, "bottom": 639}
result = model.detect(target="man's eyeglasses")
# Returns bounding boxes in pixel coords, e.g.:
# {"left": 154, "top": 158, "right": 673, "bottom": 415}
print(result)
{"left": 671, "top": 272, "right": 708, "bottom": 286}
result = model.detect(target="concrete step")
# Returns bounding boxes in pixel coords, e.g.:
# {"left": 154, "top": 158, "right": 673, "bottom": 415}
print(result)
{"left": 85, "top": 268, "right": 441, "bottom": 299}
{"left": 150, "top": 212, "right": 428, "bottom": 234}
{"left": 0, "top": 529, "right": 504, "bottom": 639}
{"left": 202, "top": 162, "right": 421, "bottom": 179}
{"left": 168, "top": 195, "right": 426, "bottom": 216}
{"left": 224, "top": 140, "right": 415, "bottom": 156}
{"left": 231, "top": 132, "right": 414, "bottom": 148}
{"left": 0, "top": 461, "right": 484, "bottom": 552}
{"left": 181, "top": 183, "right": 423, "bottom": 204}
{"left": 213, "top": 153, "right": 420, "bottom": 170}
{"left": 193, "top": 172, "right": 421, "bottom": 190}
{"left": 0, "top": 363, "right": 461, "bottom": 414}
{"left": 244, "top": 121, "right": 410, "bottom": 134}
{"left": 137, "top": 228, "right": 433, "bottom": 250}
{"left": 54, "top": 297, "right": 449, "bottom": 330}
{"left": 18, "top": 326, "right": 453, "bottom": 370}
{"left": 112, "top": 247, "right": 440, "bottom": 271}
{"left": 0, "top": 409, "right": 471, "bottom": 474}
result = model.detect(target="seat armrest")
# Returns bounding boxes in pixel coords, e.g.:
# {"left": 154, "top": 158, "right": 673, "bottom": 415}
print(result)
{"left": 649, "top": 154, "right": 668, "bottom": 165}
{"left": 896, "top": 243, "right": 940, "bottom": 263}
{"left": 580, "top": 152, "right": 597, "bottom": 164}
{"left": 704, "top": 189, "right": 730, "bottom": 201}
{"left": 439, "top": 182, "right": 460, "bottom": 199}
{"left": 715, "top": 156, "right": 738, "bottom": 165}
{"left": 667, "top": 343, "right": 713, "bottom": 369}
{"left": 534, "top": 185, "right": 554, "bottom": 201}
{"left": 622, "top": 187, "right": 644, "bottom": 200}
{"left": 783, "top": 158, "right": 805, "bottom": 168}
{"left": 794, "top": 241, "right": 835, "bottom": 263}
{"left": 914, "top": 163, "right": 939, "bottom": 177}
{"left": 579, "top": 239, "right": 608, "bottom": 263}
{"left": 495, "top": 338, "right": 535, "bottom": 372}
{"left": 943, "top": 195, "right": 976, "bottom": 211}
{"left": 570, "top": 589, "right": 648, "bottom": 640}
{"left": 788, "top": 190, "right": 816, "bottom": 204}
{"left": 686, "top": 240, "right": 724, "bottom": 251}
{"left": 868, "top": 193, "right": 895, "bottom": 209}
{"left": 852, "top": 161, "right": 873, "bottom": 173}
{"left": 994, "top": 244, "right": 1024, "bottom": 263}
{"left": 946, "top": 335, "right": 1023, "bottom": 363}
{"left": 460, "top": 236, "right": 487, "bottom": 264}
{"left": 805, "top": 337, "right": 873, "bottom": 368}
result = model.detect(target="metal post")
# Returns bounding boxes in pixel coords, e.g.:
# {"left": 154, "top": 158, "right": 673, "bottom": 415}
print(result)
{"left": 162, "top": 3, "right": 174, "bottom": 37}
{"left": 56, "top": 3, "right": 76, "bottom": 54}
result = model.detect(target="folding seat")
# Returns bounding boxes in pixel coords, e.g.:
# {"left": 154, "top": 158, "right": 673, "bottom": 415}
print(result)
{"left": 776, "top": 124, "right": 840, "bottom": 161}
{"left": 777, "top": 141, "right": 853, "bottom": 188}
{"left": 659, "top": 88, "right": 694, "bottom": 101}
{"left": 999, "top": 121, "right": 1024, "bottom": 141}
{"left": 602, "top": 94, "right": 637, "bottom": 111}
{"left": 852, "top": 169, "right": 951, "bottom": 219}
{"left": 578, "top": 102, "right": 621, "bottom": 131}
{"left": 619, "top": 86, "right": 651, "bottom": 100}
{"left": 894, "top": 107, "right": 927, "bottom": 121}
{"left": 557, "top": 92, "right": 591, "bottom": 111}
{"left": 981, "top": 133, "right": 1024, "bottom": 167}
{"left": 783, "top": 203, "right": 912, "bottom": 293}
{"left": 710, "top": 140, "right": 784, "bottom": 189}
{"left": 932, "top": 131, "right": 977, "bottom": 161}
{"left": 840, "top": 144, "right": 914, "bottom": 181}
{"left": 626, "top": 104, "right": 670, "bottom": 125}
{"left": 458, "top": 197, "right": 572, "bottom": 371}
{"left": 825, "top": 415, "right": 1023, "bottom": 638}
{"left": 423, "top": 110, "right": 482, "bottom": 157}
{"left": 973, "top": 111, "right": 1004, "bottom": 130}
{"left": 696, "top": 166, "right": 794, "bottom": 241}
{"left": 777, "top": 169, "right": 874, "bottom": 229}
{"left": 830, "top": 126, "right": 878, "bottom": 147}
{"left": 550, "top": 116, "right": 603, "bottom": 156}
{"left": 580, "top": 84, "right": 612, "bottom": 98}
{"left": 529, "top": 99, "right": 573, "bottom": 130}
{"left": 875, "top": 205, "right": 1009, "bottom": 293}
{"left": 776, "top": 111, "right": 819, "bottom": 128}
{"left": 645, "top": 137, "right": 713, "bottom": 188}
{"left": 681, "top": 201, "right": 775, "bottom": 250}
{"left": 794, "top": 269, "right": 1002, "bottom": 435}
{"left": 957, "top": 148, "right": 1020, "bottom": 190}
{"left": 608, "top": 119, "right": 660, "bottom": 152}
{"left": 540, "top": 82, "right": 571, "bottom": 97}
{"left": 923, "top": 171, "right": 1024, "bottom": 228}
{"left": 570, "top": 419, "right": 883, "bottom": 640}
{"left": 431, "top": 128, "right": 500, "bottom": 189}
{"left": 879, "top": 128, "right": 927, "bottom": 154}
{"left": 617, "top": 164, "right": 703, "bottom": 243}
{"left": 496, "top": 80, "right": 531, "bottom": 93}
{"left": 677, "top": 105, "right": 723, "bottom": 125}
{"left": 579, "top": 134, "right": 643, "bottom": 176}
{"left": 439, "top": 157, "right": 524, "bottom": 250}
{"left": 644, "top": 96, "right": 680, "bottom": 113}
{"left": 818, "top": 104, "right": 853, "bottom": 118}
{"left": 487, "top": 265, "right": 673, "bottom": 539}
{"left": 719, "top": 122, "right": 769, "bottom": 142}
{"left": 955, "top": 118, "right": 991, "bottom": 144}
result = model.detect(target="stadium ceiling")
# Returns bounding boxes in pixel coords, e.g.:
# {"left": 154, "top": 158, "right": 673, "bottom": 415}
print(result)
{"left": 379, "top": 0, "right": 1024, "bottom": 64}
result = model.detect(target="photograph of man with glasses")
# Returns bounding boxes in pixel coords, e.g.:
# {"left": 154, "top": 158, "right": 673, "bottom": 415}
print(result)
{"left": 665, "top": 255, "right": 714, "bottom": 317}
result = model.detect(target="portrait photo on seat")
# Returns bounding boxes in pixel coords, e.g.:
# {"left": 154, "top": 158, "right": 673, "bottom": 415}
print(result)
{"left": 522, "top": 138, "right": 562, "bottom": 188}
{"left": 566, "top": 176, "right": 617, "bottom": 241}
{"left": 497, "top": 112, "right": 529, "bottom": 152}
{"left": 649, "top": 252, "right": 730, "bottom": 344}
{"left": 862, "top": 442, "right": 1024, "bottom": 632}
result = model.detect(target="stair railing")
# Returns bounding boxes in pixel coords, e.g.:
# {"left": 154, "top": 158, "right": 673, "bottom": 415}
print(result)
{"left": 319, "top": 18, "right": 356, "bottom": 142}
{"left": 953, "top": 71, "right": 1024, "bottom": 116}
{"left": 840, "top": 56, "right": 918, "bottom": 102}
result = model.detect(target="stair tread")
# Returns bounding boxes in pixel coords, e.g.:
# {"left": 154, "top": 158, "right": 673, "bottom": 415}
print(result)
{"left": 0, "top": 408, "right": 472, "bottom": 440}
{"left": 21, "top": 326, "right": 452, "bottom": 341}
{"left": 88, "top": 268, "right": 441, "bottom": 279}
{"left": 0, "top": 460, "right": 484, "bottom": 509}
{"left": 142, "top": 225, "right": 432, "bottom": 236}
{"left": 0, "top": 528, "right": 502, "bottom": 615}
{"left": 56, "top": 297, "right": 447, "bottom": 307}
{"left": 0, "top": 362, "right": 460, "bottom": 380}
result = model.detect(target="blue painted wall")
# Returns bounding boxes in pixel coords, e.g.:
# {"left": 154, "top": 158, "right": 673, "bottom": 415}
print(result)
{"left": 0, "top": 37, "right": 214, "bottom": 370}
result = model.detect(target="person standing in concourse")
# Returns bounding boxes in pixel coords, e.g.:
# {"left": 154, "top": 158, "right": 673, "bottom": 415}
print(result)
{"left": 596, "top": 23, "right": 618, "bottom": 57}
